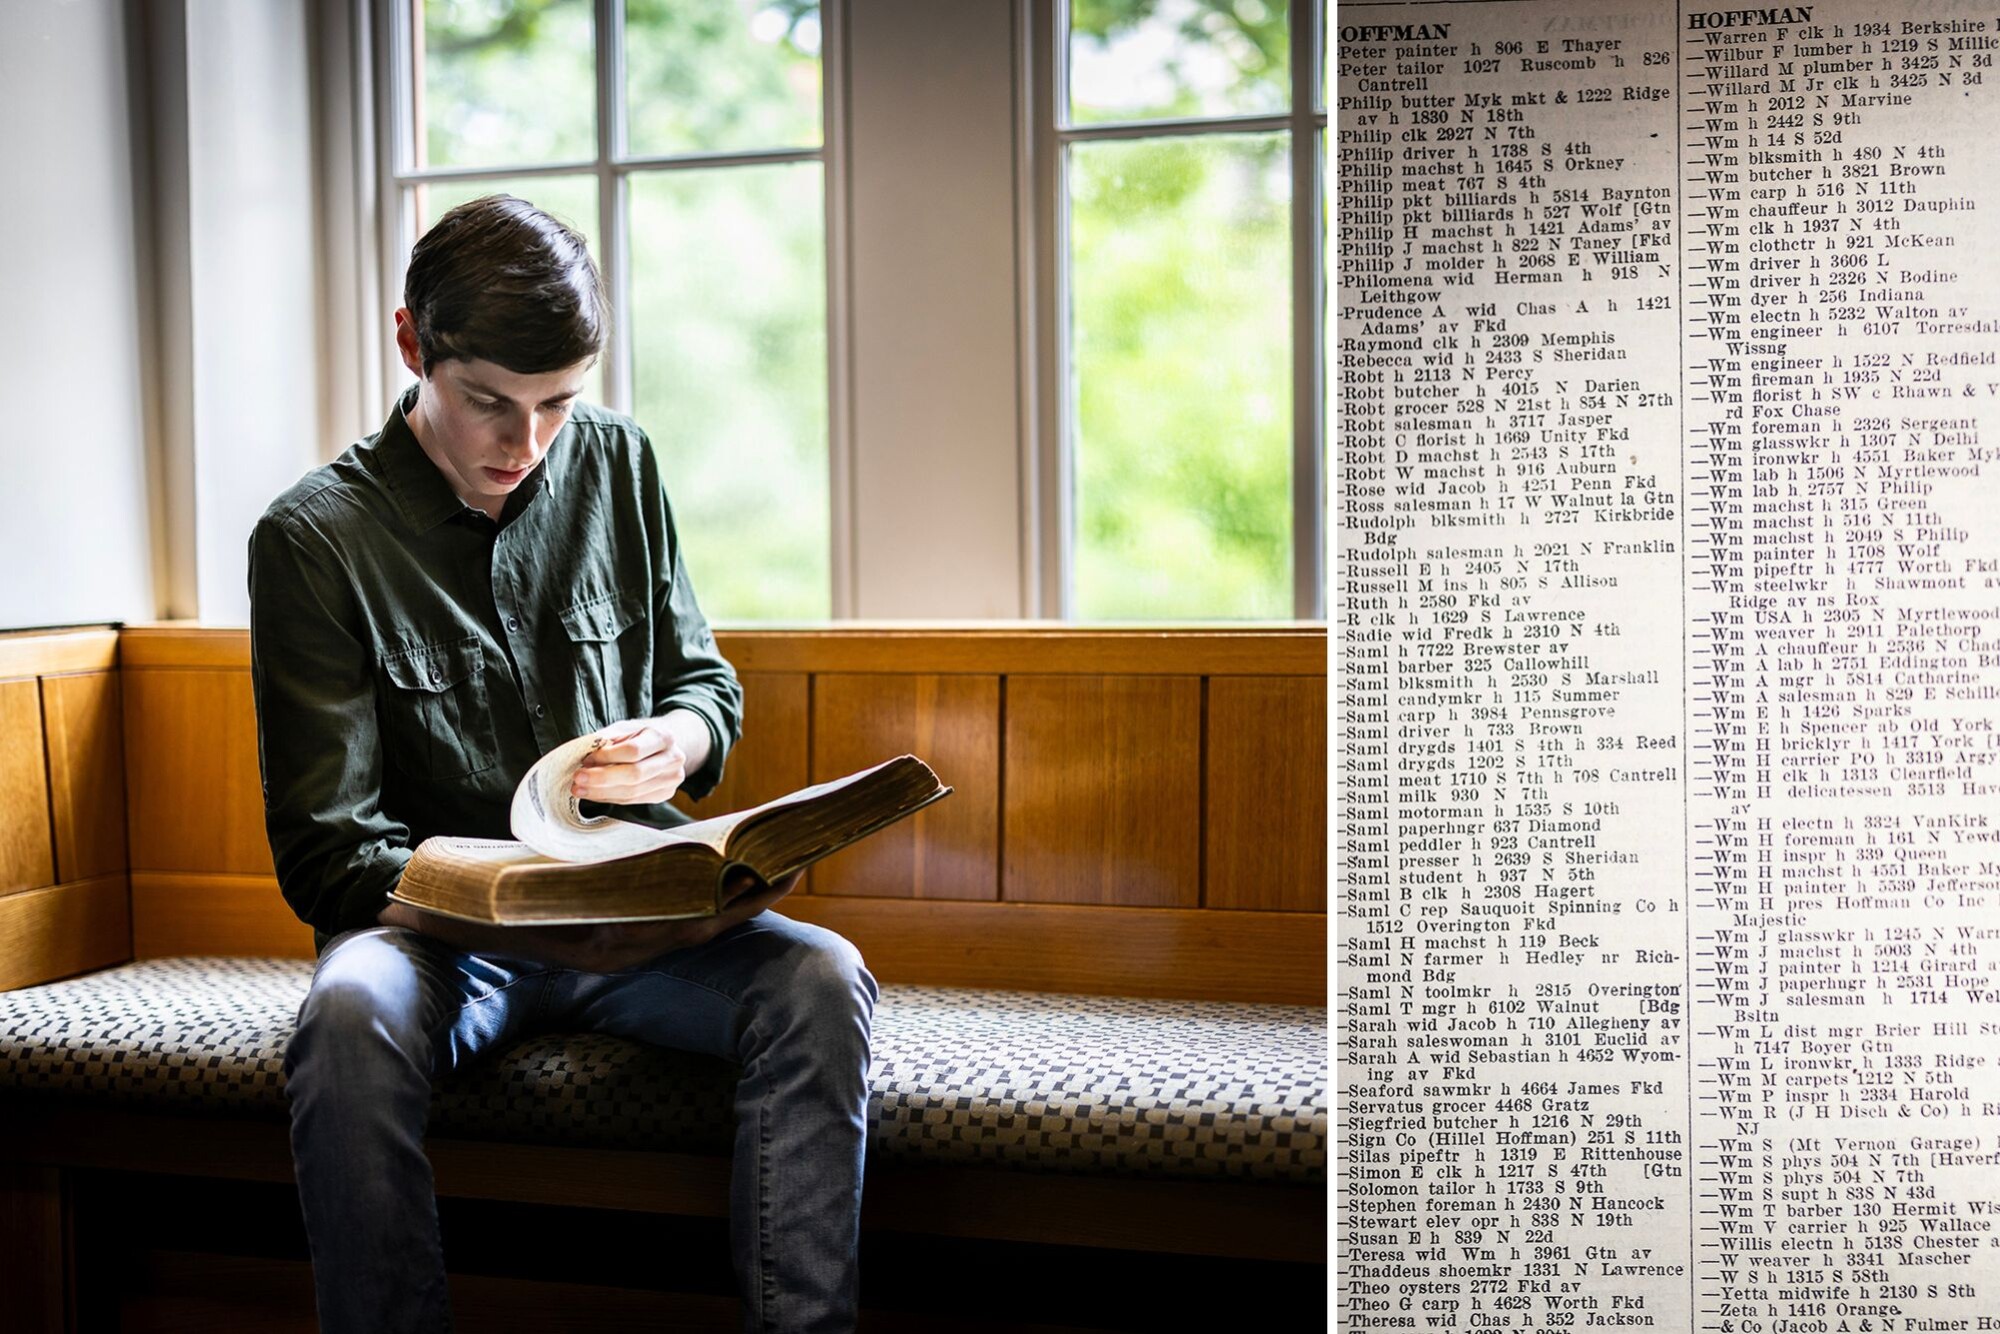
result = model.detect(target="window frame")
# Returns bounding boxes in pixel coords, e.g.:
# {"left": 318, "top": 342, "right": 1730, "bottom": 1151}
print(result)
{"left": 365, "top": 0, "right": 1325, "bottom": 623}
{"left": 1025, "top": 0, "right": 1327, "bottom": 620}
{"left": 369, "top": 0, "right": 855, "bottom": 616}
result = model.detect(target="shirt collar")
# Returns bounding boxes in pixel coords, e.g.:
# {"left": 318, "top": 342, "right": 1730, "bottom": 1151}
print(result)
{"left": 376, "top": 382, "right": 561, "bottom": 534}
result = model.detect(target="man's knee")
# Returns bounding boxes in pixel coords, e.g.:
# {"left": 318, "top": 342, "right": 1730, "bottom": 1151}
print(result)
{"left": 775, "top": 925, "right": 878, "bottom": 1024}
{"left": 286, "top": 928, "right": 439, "bottom": 1085}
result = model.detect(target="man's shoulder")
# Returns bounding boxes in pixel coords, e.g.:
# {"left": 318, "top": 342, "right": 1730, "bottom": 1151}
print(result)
{"left": 556, "top": 401, "right": 663, "bottom": 492}
{"left": 254, "top": 451, "right": 377, "bottom": 540}
{"left": 258, "top": 459, "right": 350, "bottom": 525}
{"left": 566, "top": 398, "right": 646, "bottom": 439}
{"left": 562, "top": 401, "right": 651, "bottom": 463}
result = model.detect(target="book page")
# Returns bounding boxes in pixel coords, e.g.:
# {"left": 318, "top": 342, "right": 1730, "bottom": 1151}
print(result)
{"left": 1338, "top": 1, "right": 2000, "bottom": 1327}
{"left": 509, "top": 732, "right": 718, "bottom": 862}
{"left": 510, "top": 737, "right": 923, "bottom": 864}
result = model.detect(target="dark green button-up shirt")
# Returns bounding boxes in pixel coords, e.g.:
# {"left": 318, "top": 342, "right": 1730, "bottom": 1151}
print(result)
{"left": 248, "top": 385, "right": 744, "bottom": 954}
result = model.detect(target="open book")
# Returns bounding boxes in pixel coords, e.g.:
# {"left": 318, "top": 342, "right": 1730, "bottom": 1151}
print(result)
{"left": 389, "top": 734, "right": 952, "bottom": 925}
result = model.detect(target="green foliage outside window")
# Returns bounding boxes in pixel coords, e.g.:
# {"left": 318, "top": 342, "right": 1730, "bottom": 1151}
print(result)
{"left": 1070, "top": 134, "right": 1292, "bottom": 619}
{"left": 1068, "top": 0, "right": 1300, "bottom": 618}
{"left": 411, "top": 0, "right": 1315, "bottom": 621}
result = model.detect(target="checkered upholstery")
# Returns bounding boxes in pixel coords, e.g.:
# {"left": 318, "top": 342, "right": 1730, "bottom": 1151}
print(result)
{"left": 0, "top": 957, "right": 1325, "bottom": 1184}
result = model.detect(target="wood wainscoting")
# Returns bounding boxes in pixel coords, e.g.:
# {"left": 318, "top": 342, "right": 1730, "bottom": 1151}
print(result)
{"left": 14, "top": 623, "right": 1326, "bottom": 1005}
{"left": 0, "top": 627, "right": 131, "bottom": 991}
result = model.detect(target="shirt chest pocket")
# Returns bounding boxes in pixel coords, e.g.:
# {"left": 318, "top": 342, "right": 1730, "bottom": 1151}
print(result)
{"left": 560, "top": 591, "right": 649, "bottom": 734}
{"left": 379, "top": 636, "right": 497, "bottom": 779}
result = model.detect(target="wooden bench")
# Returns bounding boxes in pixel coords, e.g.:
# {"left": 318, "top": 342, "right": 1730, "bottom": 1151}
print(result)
{"left": 0, "top": 623, "right": 1326, "bottom": 1331}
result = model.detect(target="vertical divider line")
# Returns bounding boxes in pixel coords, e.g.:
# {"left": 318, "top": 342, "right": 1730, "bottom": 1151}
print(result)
{"left": 1197, "top": 675, "right": 1209, "bottom": 909}
{"left": 116, "top": 666, "right": 137, "bottom": 961}
{"left": 1677, "top": 0, "right": 1696, "bottom": 1318}
{"left": 997, "top": 675, "right": 1010, "bottom": 902}
{"left": 803, "top": 671, "right": 817, "bottom": 895}
{"left": 37, "top": 681, "right": 62, "bottom": 887}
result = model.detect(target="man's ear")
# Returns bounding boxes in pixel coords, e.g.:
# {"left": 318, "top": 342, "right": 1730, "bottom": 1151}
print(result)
{"left": 392, "top": 308, "right": 426, "bottom": 381}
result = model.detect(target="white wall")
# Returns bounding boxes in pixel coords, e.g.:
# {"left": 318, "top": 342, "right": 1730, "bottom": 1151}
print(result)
{"left": 0, "top": 1, "right": 157, "bottom": 631}
{"left": 847, "top": 0, "right": 1029, "bottom": 618}
{"left": 182, "top": 0, "right": 323, "bottom": 625}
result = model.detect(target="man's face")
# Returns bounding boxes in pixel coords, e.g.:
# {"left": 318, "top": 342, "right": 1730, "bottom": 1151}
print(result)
{"left": 394, "top": 307, "right": 592, "bottom": 518}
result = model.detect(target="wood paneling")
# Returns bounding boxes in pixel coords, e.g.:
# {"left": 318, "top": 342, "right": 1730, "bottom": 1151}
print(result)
{"left": 0, "top": 1162, "right": 66, "bottom": 1334}
{"left": 811, "top": 674, "right": 999, "bottom": 900}
{"left": 782, "top": 896, "right": 1326, "bottom": 1005}
{"left": 116, "top": 625, "right": 248, "bottom": 670}
{"left": 0, "top": 876, "right": 131, "bottom": 991}
{"left": 1206, "top": 677, "right": 1328, "bottom": 911}
{"left": 40, "top": 672, "right": 127, "bottom": 883}
{"left": 16, "top": 1105, "right": 1324, "bottom": 1264}
{"left": 122, "top": 670, "right": 272, "bottom": 874}
{"left": 116, "top": 624, "right": 1329, "bottom": 677}
{"left": 131, "top": 873, "right": 312, "bottom": 960}
{"left": 673, "top": 672, "right": 808, "bottom": 821}
{"left": 863, "top": 1161, "right": 1326, "bottom": 1263}
{"left": 720, "top": 626, "right": 1326, "bottom": 675}
{"left": 87, "top": 625, "right": 1326, "bottom": 1002}
{"left": 0, "top": 678, "right": 54, "bottom": 896}
{"left": 1002, "top": 675, "right": 1200, "bottom": 908}
{"left": 0, "top": 627, "right": 117, "bottom": 677}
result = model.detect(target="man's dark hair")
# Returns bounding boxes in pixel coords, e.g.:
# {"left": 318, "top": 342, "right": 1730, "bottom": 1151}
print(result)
{"left": 403, "top": 194, "right": 607, "bottom": 376}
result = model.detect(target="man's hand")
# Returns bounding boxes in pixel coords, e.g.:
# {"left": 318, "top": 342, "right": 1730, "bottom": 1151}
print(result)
{"left": 571, "top": 709, "right": 712, "bottom": 806}
{"left": 573, "top": 720, "right": 685, "bottom": 804}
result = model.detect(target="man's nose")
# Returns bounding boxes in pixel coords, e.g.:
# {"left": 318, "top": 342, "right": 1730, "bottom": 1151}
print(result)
{"left": 500, "top": 409, "right": 546, "bottom": 456}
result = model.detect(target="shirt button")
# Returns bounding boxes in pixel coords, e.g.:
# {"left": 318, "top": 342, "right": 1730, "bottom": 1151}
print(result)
{"left": 429, "top": 668, "right": 440, "bottom": 684}
{"left": 506, "top": 615, "right": 520, "bottom": 632}
{"left": 535, "top": 703, "right": 546, "bottom": 718}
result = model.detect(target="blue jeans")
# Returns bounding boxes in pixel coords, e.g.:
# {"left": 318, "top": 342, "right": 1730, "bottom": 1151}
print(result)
{"left": 281, "top": 911, "right": 879, "bottom": 1333}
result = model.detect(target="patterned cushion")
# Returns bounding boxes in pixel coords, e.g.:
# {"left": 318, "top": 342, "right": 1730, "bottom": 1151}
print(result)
{"left": 0, "top": 957, "right": 1325, "bottom": 1184}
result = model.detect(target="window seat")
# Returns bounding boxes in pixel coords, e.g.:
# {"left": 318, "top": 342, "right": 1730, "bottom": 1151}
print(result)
{"left": 0, "top": 622, "right": 1327, "bottom": 1330}
{"left": 1, "top": 956, "right": 1325, "bottom": 1184}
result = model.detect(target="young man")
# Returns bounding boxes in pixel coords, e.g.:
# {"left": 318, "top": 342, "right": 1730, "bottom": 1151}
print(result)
{"left": 248, "top": 195, "right": 877, "bottom": 1334}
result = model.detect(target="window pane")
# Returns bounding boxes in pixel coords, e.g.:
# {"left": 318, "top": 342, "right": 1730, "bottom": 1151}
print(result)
{"left": 1319, "top": 0, "right": 1328, "bottom": 110}
{"left": 1069, "top": 133, "right": 1291, "bottom": 618}
{"left": 415, "top": 0, "right": 596, "bottom": 169}
{"left": 624, "top": 0, "right": 822, "bottom": 157}
{"left": 408, "top": 177, "right": 605, "bottom": 405}
{"left": 1070, "top": 0, "right": 1289, "bottom": 124}
{"left": 629, "top": 165, "right": 828, "bottom": 620}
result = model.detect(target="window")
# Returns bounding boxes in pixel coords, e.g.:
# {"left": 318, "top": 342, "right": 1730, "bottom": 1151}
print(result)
{"left": 384, "top": 0, "right": 832, "bottom": 620}
{"left": 1032, "top": 0, "right": 1326, "bottom": 618}
{"left": 376, "top": 1, "right": 1326, "bottom": 623}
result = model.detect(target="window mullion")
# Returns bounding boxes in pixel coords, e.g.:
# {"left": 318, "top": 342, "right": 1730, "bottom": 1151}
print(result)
{"left": 378, "top": 0, "right": 412, "bottom": 404}
{"left": 822, "top": 0, "right": 856, "bottom": 618}
{"left": 1055, "top": 112, "right": 1292, "bottom": 142}
{"left": 397, "top": 159, "right": 600, "bottom": 184}
{"left": 595, "top": 0, "right": 628, "bottom": 413}
{"left": 1034, "top": 0, "right": 1069, "bottom": 620}
{"left": 1290, "top": 0, "right": 1326, "bottom": 620}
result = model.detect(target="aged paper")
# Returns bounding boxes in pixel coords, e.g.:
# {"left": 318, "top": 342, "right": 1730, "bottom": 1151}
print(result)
{"left": 1338, "top": 2, "right": 2000, "bottom": 1326}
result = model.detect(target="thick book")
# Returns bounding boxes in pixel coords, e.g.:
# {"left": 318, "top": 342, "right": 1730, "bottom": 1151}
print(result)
{"left": 389, "top": 734, "right": 952, "bottom": 925}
